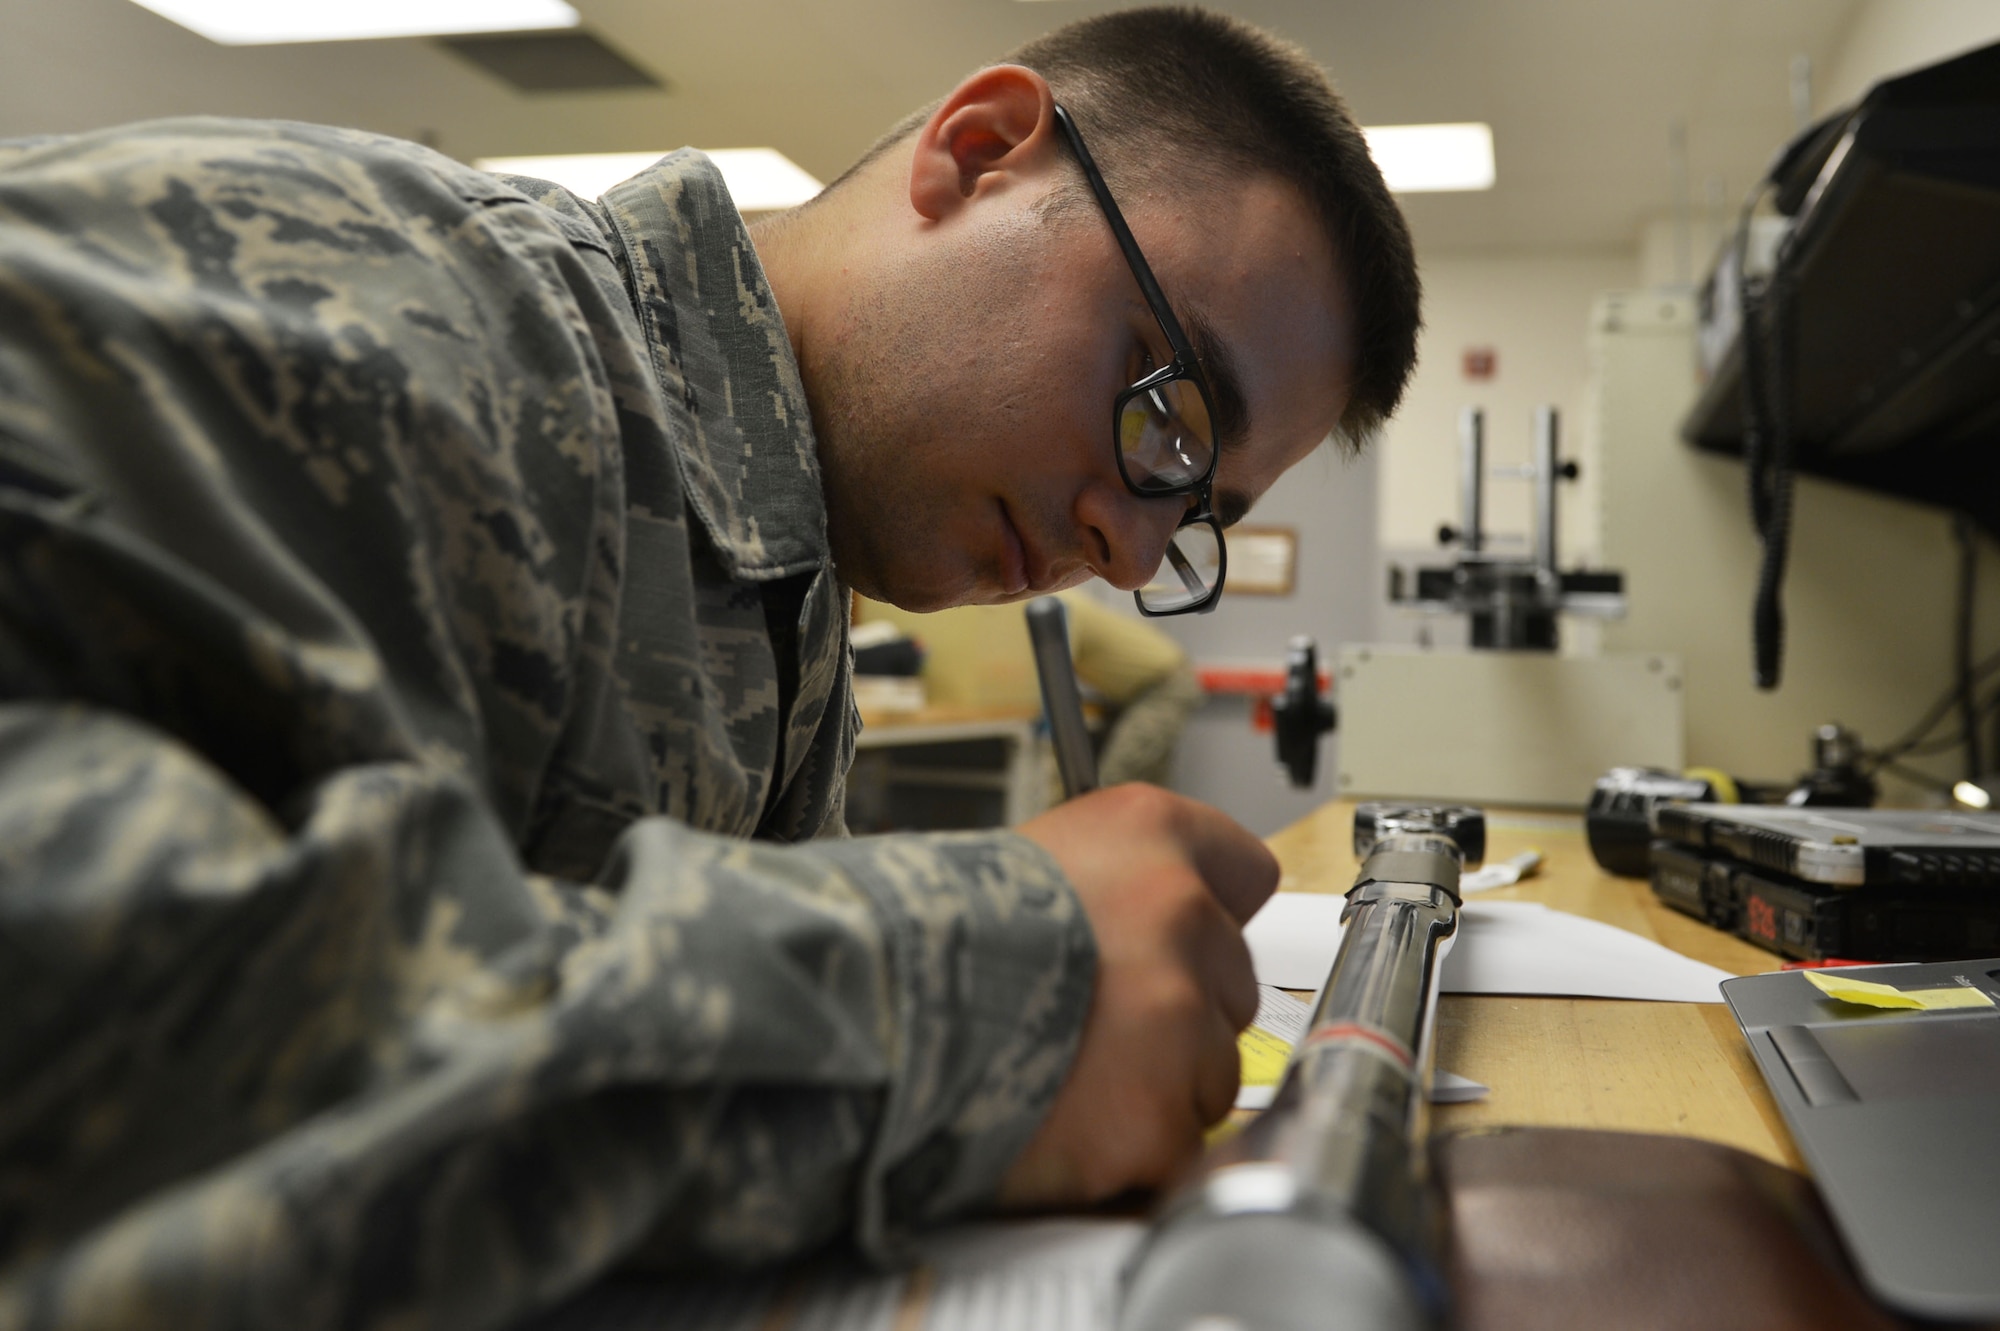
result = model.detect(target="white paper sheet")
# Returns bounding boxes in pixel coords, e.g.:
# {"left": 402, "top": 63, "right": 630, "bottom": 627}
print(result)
{"left": 1241, "top": 893, "right": 1349, "bottom": 990}
{"left": 1459, "top": 850, "right": 1543, "bottom": 894}
{"left": 1251, "top": 983, "right": 1313, "bottom": 1041}
{"left": 1243, "top": 893, "right": 1732, "bottom": 1003}
{"left": 1429, "top": 1069, "right": 1491, "bottom": 1103}
{"left": 1234, "top": 1067, "right": 1490, "bottom": 1112}
{"left": 1234, "top": 986, "right": 1491, "bottom": 1109}
{"left": 1445, "top": 900, "right": 1731, "bottom": 1002}
{"left": 532, "top": 1221, "right": 1141, "bottom": 1331}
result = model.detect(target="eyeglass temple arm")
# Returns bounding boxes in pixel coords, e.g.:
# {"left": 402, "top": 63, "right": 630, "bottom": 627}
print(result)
{"left": 1050, "top": 104, "right": 1201, "bottom": 368}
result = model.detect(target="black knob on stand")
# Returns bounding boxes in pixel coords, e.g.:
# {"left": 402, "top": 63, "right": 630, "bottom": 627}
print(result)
{"left": 1272, "top": 636, "right": 1337, "bottom": 788}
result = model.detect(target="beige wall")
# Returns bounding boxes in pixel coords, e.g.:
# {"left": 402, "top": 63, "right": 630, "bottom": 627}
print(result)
{"left": 1592, "top": 0, "right": 2000, "bottom": 797}
{"left": 1592, "top": 294, "right": 2000, "bottom": 798}
{"left": 1371, "top": 2, "right": 2000, "bottom": 801}
{"left": 1631, "top": 0, "right": 2000, "bottom": 295}
{"left": 1820, "top": 0, "right": 2000, "bottom": 111}
{"left": 1377, "top": 253, "right": 1639, "bottom": 573}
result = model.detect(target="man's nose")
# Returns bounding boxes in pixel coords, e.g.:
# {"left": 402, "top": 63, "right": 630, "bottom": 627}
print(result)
{"left": 1076, "top": 482, "right": 1184, "bottom": 591}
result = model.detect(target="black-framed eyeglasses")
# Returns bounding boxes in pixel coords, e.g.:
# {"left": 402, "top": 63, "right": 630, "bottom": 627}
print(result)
{"left": 1052, "top": 103, "right": 1226, "bottom": 616}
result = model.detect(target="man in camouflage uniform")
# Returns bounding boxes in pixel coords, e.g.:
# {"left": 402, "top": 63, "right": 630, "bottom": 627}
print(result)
{"left": 0, "top": 8, "right": 1417, "bottom": 1329}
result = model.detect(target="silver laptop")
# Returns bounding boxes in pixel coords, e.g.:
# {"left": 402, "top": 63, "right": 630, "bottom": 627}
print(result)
{"left": 1722, "top": 960, "right": 2000, "bottom": 1320}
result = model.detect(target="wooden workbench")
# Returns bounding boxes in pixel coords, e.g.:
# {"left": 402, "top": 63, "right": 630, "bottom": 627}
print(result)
{"left": 1265, "top": 800, "right": 1805, "bottom": 1170}
{"left": 540, "top": 799, "right": 1828, "bottom": 1328}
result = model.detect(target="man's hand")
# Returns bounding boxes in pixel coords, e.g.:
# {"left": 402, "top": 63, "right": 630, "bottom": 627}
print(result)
{"left": 998, "top": 783, "right": 1277, "bottom": 1208}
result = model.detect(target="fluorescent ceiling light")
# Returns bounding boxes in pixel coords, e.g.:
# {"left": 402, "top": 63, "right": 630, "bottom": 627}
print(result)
{"left": 128, "top": 0, "right": 579, "bottom": 45}
{"left": 701, "top": 150, "right": 826, "bottom": 211}
{"left": 1361, "top": 123, "right": 1496, "bottom": 193}
{"left": 475, "top": 149, "right": 825, "bottom": 210}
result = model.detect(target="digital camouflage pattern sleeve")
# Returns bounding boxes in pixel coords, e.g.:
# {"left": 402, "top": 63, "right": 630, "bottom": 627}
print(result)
{"left": 0, "top": 120, "right": 1096, "bottom": 1331}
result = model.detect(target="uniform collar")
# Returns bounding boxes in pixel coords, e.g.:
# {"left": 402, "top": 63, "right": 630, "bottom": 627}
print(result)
{"left": 599, "top": 150, "right": 828, "bottom": 580}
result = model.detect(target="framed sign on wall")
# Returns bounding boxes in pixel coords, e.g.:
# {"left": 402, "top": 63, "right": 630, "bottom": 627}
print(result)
{"left": 1228, "top": 526, "right": 1298, "bottom": 596}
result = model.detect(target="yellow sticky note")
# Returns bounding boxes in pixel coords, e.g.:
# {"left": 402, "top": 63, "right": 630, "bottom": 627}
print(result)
{"left": 1804, "top": 969, "right": 1995, "bottom": 1011}
{"left": 1238, "top": 1025, "right": 1293, "bottom": 1087}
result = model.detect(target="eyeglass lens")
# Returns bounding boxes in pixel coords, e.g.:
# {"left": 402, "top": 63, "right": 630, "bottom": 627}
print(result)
{"left": 1138, "top": 519, "right": 1221, "bottom": 613}
{"left": 1118, "top": 375, "right": 1215, "bottom": 493}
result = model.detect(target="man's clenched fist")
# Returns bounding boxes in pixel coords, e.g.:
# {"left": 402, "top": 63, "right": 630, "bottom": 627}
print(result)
{"left": 998, "top": 783, "right": 1278, "bottom": 1207}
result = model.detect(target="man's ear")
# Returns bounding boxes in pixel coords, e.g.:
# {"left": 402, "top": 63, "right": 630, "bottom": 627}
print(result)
{"left": 908, "top": 64, "right": 1061, "bottom": 222}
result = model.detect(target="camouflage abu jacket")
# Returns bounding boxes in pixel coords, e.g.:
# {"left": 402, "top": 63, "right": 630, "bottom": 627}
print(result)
{"left": 0, "top": 120, "right": 1095, "bottom": 1331}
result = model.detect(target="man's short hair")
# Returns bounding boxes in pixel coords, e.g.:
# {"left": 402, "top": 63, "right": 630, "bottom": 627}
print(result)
{"left": 845, "top": 5, "right": 1421, "bottom": 449}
